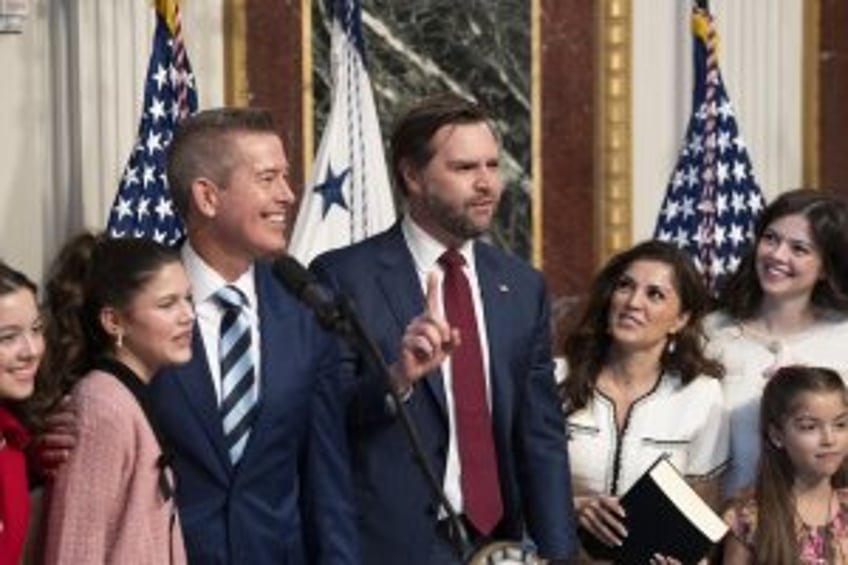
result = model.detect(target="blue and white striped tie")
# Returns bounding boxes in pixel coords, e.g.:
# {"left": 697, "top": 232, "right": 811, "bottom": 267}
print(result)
{"left": 215, "top": 285, "right": 258, "bottom": 466}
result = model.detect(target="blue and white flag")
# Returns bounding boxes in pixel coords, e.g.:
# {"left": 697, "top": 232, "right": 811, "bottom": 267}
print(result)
{"left": 654, "top": 5, "right": 765, "bottom": 292}
{"left": 106, "top": 0, "right": 197, "bottom": 245}
{"left": 289, "top": 0, "right": 396, "bottom": 265}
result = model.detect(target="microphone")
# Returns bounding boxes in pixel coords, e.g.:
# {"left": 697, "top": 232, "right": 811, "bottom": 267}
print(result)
{"left": 271, "top": 255, "right": 345, "bottom": 332}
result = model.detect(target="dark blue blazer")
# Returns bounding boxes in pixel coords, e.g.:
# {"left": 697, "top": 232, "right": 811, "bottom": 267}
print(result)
{"left": 312, "top": 223, "right": 577, "bottom": 564}
{"left": 150, "top": 262, "right": 358, "bottom": 564}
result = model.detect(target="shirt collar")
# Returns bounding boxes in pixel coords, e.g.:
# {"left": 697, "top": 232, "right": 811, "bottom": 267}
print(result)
{"left": 401, "top": 215, "right": 475, "bottom": 275}
{"left": 181, "top": 242, "right": 257, "bottom": 308}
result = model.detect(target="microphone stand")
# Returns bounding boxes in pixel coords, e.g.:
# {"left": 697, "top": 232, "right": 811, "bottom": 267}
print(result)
{"left": 321, "top": 296, "right": 474, "bottom": 561}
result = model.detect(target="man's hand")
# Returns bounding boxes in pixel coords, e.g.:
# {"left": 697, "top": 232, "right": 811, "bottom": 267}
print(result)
{"left": 389, "top": 272, "right": 459, "bottom": 395}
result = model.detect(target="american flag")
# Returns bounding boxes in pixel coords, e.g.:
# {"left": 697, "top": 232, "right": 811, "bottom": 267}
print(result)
{"left": 654, "top": 5, "right": 765, "bottom": 292}
{"left": 106, "top": 0, "right": 197, "bottom": 246}
{"left": 288, "top": 0, "right": 396, "bottom": 265}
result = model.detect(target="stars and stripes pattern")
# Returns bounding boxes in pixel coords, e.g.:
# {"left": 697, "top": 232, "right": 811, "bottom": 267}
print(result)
{"left": 654, "top": 5, "right": 765, "bottom": 292}
{"left": 106, "top": 0, "right": 197, "bottom": 246}
{"left": 288, "top": 0, "right": 396, "bottom": 265}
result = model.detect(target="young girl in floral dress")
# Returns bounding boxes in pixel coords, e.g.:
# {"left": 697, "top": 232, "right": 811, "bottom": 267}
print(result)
{"left": 724, "top": 365, "right": 848, "bottom": 564}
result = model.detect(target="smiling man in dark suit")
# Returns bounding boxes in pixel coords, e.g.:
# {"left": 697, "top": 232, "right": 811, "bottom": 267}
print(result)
{"left": 312, "top": 93, "right": 578, "bottom": 564}
{"left": 149, "top": 108, "right": 358, "bottom": 564}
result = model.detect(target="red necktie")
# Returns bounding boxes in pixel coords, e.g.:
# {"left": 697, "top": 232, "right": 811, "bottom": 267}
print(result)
{"left": 439, "top": 248, "right": 503, "bottom": 535}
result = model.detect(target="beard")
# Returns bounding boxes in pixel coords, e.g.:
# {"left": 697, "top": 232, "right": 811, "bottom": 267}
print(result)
{"left": 421, "top": 190, "right": 494, "bottom": 242}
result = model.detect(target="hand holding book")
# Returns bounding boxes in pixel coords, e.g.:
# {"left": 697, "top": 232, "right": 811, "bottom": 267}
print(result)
{"left": 577, "top": 456, "right": 728, "bottom": 563}
{"left": 575, "top": 494, "right": 627, "bottom": 546}
{"left": 576, "top": 495, "right": 684, "bottom": 564}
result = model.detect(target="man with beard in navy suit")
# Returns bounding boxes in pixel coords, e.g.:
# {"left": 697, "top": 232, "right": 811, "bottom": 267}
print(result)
{"left": 313, "top": 94, "right": 578, "bottom": 564}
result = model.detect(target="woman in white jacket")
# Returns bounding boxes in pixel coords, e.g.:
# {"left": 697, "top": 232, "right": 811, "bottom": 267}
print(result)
{"left": 560, "top": 240, "right": 728, "bottom": 560}
{"left": 705, "top": 188, "right": 848, "bottom": 501}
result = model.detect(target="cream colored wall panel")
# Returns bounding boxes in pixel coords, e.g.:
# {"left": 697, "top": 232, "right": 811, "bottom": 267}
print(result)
{"left": 183, "top": 0, "right": 225, "bottom": 110}
{"left": 632, "top": 0, "right": 689, "bottom": 244}
{"left": 712, "top": 0, "right": 803, "bottom": 199}
{"left": 0, "top": 0, "right": 50, "bottom": 282}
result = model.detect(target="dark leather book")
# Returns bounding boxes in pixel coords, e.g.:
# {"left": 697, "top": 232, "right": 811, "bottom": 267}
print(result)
{"left": 579, "top": 456, "right": 728, "bottom": 563}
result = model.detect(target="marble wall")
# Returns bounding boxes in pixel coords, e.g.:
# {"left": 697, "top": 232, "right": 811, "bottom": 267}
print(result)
{"left": 311, "top": 0, "right": 533, "bottom": 258}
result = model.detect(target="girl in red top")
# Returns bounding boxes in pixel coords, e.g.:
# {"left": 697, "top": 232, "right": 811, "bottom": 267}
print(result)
{"left": 0, "top": 261, "right": 45, "bottom": 564}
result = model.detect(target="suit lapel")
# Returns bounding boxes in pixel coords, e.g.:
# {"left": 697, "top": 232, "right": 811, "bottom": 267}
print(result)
{"left": 173, "top": 265, "right": 297, "bottom": 479}
{"left": 174, "top": 326, "right": 233, "bottom": 478}
{"left": 376, "top": 226, "right": 449, "bottom": 417}
{"left": 375, "top": 226, "right": 425, "bottom": 330}
{"left": 474, "top": 243, "right": 514, "bottom": 434}
{"left": 234, "top": 265, "right": 292, "bottom": 471}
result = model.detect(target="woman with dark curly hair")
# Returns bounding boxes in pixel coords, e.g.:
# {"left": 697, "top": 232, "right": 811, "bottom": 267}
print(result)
{"left": 706, "top": 188, "right": 848, "bottom": 500}
{"left": 560, "top": 240, "right": 727, "bottom": 558}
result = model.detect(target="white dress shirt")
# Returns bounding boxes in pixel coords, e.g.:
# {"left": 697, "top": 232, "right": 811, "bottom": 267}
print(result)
{"left": 401, "top": 216, "right": 493, "bottom": 516}
{"left": 181, "top": 243, "right": 262, "bottom": 404}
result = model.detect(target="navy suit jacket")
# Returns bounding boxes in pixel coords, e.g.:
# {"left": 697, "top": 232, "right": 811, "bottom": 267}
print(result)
{"left": 312, "top": 223, "right": 577, "bottom": 564}
{"left": 150, "top": 262, "right": 358, "bottom": 564}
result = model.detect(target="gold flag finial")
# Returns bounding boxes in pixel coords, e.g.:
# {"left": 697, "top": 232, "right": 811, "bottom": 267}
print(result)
{"left": 691, "top": 8, "right": 719, "bottom": 56}
{"left": 691, "top": 10, "right": 709, "bottom": 43}
{"left": 155, "top": 0, "right": 180, "bottom": 34}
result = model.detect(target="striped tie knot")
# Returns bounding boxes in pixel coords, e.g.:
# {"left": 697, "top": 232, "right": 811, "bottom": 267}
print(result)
{"left": 215, "top": 284, "right": 249, "bottom": 312}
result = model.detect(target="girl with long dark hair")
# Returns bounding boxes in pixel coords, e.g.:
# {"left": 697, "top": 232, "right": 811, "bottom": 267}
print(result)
{"left": 724, "top": 365, "right": 848, "bottom": 564}
{"left": 42, "top": 233, "right": 194, "bottom": 564}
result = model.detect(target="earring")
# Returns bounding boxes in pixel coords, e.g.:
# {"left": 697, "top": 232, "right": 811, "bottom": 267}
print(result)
{"left": 116, "top": 331, "right": 124, "bottom": 349}
{"left": 666, "top": 335, "right": 677, "bottom": 355}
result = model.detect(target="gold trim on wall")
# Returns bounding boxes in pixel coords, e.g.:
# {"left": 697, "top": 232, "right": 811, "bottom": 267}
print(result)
{"left": 595, "top": 0, "right": 632, "bottom": 265}
{"left": 802, "top": 0, "right": 820, "bottom": 189}
{"left": 223, "top": 0, "right": 249, "bottom": 107}
{"left": 530, "top": 0, "right": 543, "bottom": 269}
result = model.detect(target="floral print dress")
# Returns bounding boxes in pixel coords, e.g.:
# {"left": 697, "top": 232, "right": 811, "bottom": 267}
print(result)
{"left": 727, "top": 489, "right": 848, "bottom": 564}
